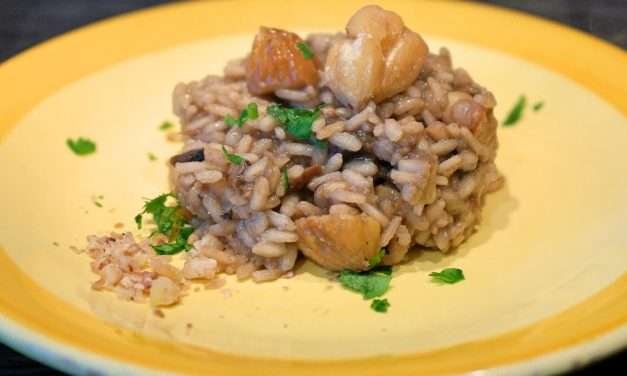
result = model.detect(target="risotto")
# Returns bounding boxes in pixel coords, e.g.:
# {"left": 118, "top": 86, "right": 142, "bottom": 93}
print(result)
{"left": 85, "top": 5, "right": 502, "bottom": 306}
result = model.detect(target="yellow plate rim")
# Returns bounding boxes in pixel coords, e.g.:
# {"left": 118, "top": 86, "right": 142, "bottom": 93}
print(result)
{"left": 0, "top": 0, "right": 626, "bottom": 375}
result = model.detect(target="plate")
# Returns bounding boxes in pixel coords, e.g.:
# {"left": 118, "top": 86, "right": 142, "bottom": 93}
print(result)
{"left": 0, "top": 1, "right": 626, "bottom": 374}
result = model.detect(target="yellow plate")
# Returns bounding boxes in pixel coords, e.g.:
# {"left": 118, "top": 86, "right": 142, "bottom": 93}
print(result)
{"left": 1, "top": 0, "right": 626, "bottom": 374}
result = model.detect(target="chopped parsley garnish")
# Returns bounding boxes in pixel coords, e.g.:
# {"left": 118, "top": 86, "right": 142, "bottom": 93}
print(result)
{"left": 338, "top": 267, "right": 392, "bottom": 299}
{"left": 159, "top": 121, "right": 174, "bottom": 131}
{"left": 371, "top": 298, "right": 390, "bottom": 313}
{"left": 66, "top": 137, "right": 96, "bottom": 156}
{"left": 429, "top": 268, "right": 465, "bottom": 284}
{"left": 368, "top": 249, "right": 385, "bottom": 268}
{"left": 135, "top": 193, "right": 193, "bottom": 255}
{"left": 503, "top": 95, "right": 526, "bottom": 126}
{"left": 224, "top": 115, "right": 238, "bottom": 127}
{"left": 148, "top": 152, "right": 158, "bottom": 161}
{"left": 222, "top": 146, "right": 244, "bottom": 165}
{"left": 225, "top": 102, "right": 259, "bottom": 128}
{"left": 246, "top": 102, "right": 259, "bottom": 119}
{"left": 92, "top": 195, "right": 104, "bottom": 207}
{"left": 297, "top": 41, "right": 314, "bottom": 60}
{"left": 532, "top": 101, "right": 544, "bottom": 112}
{"left": 282, "top": 168, "right": 289, "bottom": 190}
{"left": 267, "top": 104, "right": 321, "bottom": 141}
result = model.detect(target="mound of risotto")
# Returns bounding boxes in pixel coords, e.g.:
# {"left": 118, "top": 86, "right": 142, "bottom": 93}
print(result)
{"left": 85, "top": 5, "right": 502, "bottom": 307}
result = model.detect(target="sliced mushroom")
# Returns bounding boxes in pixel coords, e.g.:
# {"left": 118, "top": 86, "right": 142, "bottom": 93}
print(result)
{"left": 169, "top": 148, "right": 204, "bottom": 165}
{"left": 295, "top": 214, "right": 381, "bottom": 271}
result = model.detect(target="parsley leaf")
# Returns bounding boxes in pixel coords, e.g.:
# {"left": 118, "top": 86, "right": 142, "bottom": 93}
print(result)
{"left": 503, "top": 95, "right": 526, "bottom": 126}
{"left": 224, "top": 115, "right": 238, "bottom": 127}
{"left": 222, "top": 146, "right": 244, "bottom": 165}
{"left": 297, "top": 41, "right": 314, "bottom": 60}
{"left": 267, "top": 104, "right": 321, "bottom": 140}
{"left": 134, "top": 214, "right": 143, "bottom": 229}
{"left": 152, "top": 226, "right": 194, "bottom": 255}
{"left": 371, "top": 298, "right": 390, "bottom": 313}
{"left": 339, "top": 267, "right": 392, "bottom": 299}
{"left": 226, "top": 102, "right": 259, "bottom": 128}
{"left": 429, "top": 268, "right": 465, "bottom": 284}
{"left": 532, "top": 101, "right": 544, "bottom": 112}
{"left": 135, "top": 193, "right": 193, "bottom": 255}
{"left": 282, "top": 168, "right": 289, "bottom": 190}
{"left": 66, "top": 137, "right": 96, "bottom": 156}
{"left": 246, "top": 102, "right": 259, "bottom": 119}
{"left": 147, "top": 152, "right": 157, "bottom": 161}
{"left": 159, "top": 121, "right": 174, "bottom": 131}
{"left": 368, "top": 249, "right": 386, "bottom": 268}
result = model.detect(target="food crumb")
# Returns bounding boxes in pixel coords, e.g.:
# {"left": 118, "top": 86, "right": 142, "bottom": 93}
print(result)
{"left": 193, "top": 286, "right": 201, "bottom": 292}
{"left": 205, "top": 277, "right": 226, "bottom": 290}
{"left": 282, "top": 323, "right": 288, "bottom": 329}
{"left": 186, "top": 323, "right": 193, "bottom": 329}
{"left": 166, "top": 132, "right": 183, "bottom": 142}
{"left": 113, "top": 222, "right": 124, "bottom": 229}
{"left": 159, "top": 121, "right": 174, "bottom": 131}
{"left": 218, "top": 314, "right": 225, "bottom": 319}
{"left": 52, "top": 241, "right": 60, "bottom": 247}
{"left": 381, "top": 328, "right": 388, "bottom": 333}
{"left": 153, "top": 309, "right": 165, "bottom": 318}
{"left": 69, "top": 245, "right": 83, "bottom": 254}
{"left": 91, "top": 195, "right": 104, "bottom": 208}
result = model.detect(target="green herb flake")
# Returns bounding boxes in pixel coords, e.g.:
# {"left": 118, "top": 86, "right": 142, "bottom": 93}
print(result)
{"left": 503, "top": 95, "right": 526, "bottom": 126}
{"left": 159, "top": 121, "right": 174, "bottom": 131}
{"left": 246, "top": 102, "right": 259, "bottom": 120}
{"left": 134, "top": 214, "right": 143, "bottom": 229}
{"left": 368, "top": 249, "right": 386, "bottom": 268}
{"left": 148, "top": 152, "right": 158, "bottom": 161}
{"left": 532, "top": 101, "right": 544, "bottom": 112}
{"left": 267, "top": 104, "right": 321, "bottom": 141}
{"left": 371, "top": 298, "right": 390, "bottom": 313}
{"left": 224, "top": 115, "right": 239, "bottom": 127}
{"left": 282, "top": 168, "right": 289, "bottom": 190}
{"left": 338, "top": 267, "right": 392, "bottom": 299}
{"left": 222, "top": 146, "right": 244, "bottom": 165}
{"left": 297, "top": 42, "right": 314, "bottom": 60}
{"left": 226, "top": 102, "right": 259, "bottom": 128}
{"left": 429, "top": 268, "right": 465, "bottom": 284}
{"left": 135, "top": 193, "right": 194, "bottom": 255}
{"left": 66, "top": 137, "right": 96, "bottom": 156}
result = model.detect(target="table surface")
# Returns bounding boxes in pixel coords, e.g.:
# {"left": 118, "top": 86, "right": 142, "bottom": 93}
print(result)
{"left": 0, "top": 0, "right": 625, "bottom": 374}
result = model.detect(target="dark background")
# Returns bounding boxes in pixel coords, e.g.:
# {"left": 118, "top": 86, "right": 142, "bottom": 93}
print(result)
{"left": 0, "top": 0, "right": 625, "bottom": 374}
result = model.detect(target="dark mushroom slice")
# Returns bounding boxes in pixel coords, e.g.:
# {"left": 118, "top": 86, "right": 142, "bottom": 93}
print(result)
{"left": 169, "top": 148, "right": 205, "bottom": 165}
